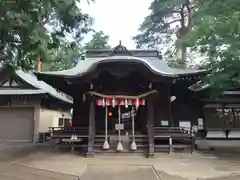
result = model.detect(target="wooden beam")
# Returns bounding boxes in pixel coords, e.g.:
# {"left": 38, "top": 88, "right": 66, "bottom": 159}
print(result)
{"left": 88, "top": 89, "right": 158, "bottom": 99}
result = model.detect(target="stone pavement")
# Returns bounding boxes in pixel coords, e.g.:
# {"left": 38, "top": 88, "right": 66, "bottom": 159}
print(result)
{"left": 0, "top": 164, "right": 78, "bottom": 180}
{"left": 9, "top": 151, "right": 240, "bottom": 180}
{"left": 80, "top": 165, "right": 159, "bottom": 180}
{"left": 1, "top": 144, "right": 240, "bottom": 180}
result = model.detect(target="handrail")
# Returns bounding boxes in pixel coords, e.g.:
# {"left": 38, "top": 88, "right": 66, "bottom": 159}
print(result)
{"left": 49, "top": 126, "right": 89, "bottom": 134}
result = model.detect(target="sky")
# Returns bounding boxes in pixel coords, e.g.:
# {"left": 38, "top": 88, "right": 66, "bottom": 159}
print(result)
{"left": 79, "top": 0, "right": 152, "bottom": 49}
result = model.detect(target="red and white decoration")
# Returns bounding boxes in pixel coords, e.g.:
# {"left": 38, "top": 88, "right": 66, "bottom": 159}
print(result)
{"left": 96, "top": 98, "right": 145, "bottom": 106}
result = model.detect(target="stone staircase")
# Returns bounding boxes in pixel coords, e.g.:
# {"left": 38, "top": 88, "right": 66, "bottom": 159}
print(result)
{"left": 94, "top": 132, "right": 148, "bottom": 154}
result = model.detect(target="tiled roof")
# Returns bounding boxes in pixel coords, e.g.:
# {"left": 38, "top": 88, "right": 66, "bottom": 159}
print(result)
{"left": 15, "top": 69, "right": 72, "bottom": 104}
{"left": 0, "top": 66, "right": 72, "bottom": 104}
{"left": 35, "top": 55, "right": 206, "bottom": 78}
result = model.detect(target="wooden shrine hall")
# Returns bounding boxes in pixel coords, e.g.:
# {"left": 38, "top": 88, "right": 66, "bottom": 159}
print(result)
{"left": 35, "top": 43, "right": 207, "bottom": 157}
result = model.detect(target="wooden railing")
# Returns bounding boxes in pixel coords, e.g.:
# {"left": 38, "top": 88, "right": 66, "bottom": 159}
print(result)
{"left": 154, "top": 127, "right": 195, "bottom": 153}
{"left": 154, "top": 127, "right": 193, "bottom": 137}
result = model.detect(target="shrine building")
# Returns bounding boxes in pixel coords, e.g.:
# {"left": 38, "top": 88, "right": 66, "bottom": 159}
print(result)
{"left": 35, "top": 43, "right": 223, "bottom": 157}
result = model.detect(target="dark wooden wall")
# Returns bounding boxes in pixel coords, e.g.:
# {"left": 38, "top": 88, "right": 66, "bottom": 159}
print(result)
{"left": 153, "top": 87, "right": 169, "bottom": 126}
{"left": 152, "top": 82, "right": 202, "bottom": 127}
{"left": 72, "top": 86, "right": 202, "bottom": 129}
{"left": 72, "top": 95, "right": 89, "bottom": 127}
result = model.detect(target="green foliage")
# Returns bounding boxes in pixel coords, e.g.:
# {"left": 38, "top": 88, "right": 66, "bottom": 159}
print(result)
{"left": 85, "top": 31, "right": 111, "bottom": 50}
{"left": 44, "top": 30, "right": 110, "bottom": 71}
{"left": 179, "top": 0, "right": 240, "bottom": 91}
{"left": 0, "top": 0, "right": 93, "bottom": 70}
{"left": 133, "top": 0, "right": 195, "bottom": 67}
{"left": 42, "top": 42, "right": 85, "bottom": 71}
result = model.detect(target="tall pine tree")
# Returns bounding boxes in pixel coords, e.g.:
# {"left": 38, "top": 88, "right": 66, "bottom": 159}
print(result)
{"left": 0, "top": 0, "right": 93, "bottom": 70}
{"left": 133, "top": 0, "right": 196, "bottom": 68}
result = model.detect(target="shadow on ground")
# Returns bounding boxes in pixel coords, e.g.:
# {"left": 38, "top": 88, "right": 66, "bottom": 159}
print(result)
{"left": 197, "top": 149, "right": 240, "bottom": 161}
{"left": 199, "top": 174, "right": 240, "bottom": 180}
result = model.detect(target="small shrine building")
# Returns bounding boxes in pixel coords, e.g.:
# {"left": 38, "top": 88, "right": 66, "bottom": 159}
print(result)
{"left": 35, "top": 43, "right": 210, "bottom": 156}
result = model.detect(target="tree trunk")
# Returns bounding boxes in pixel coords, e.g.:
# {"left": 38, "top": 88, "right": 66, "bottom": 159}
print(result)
{"left": 181, "top": 45, "right": 187, "bottom": 67}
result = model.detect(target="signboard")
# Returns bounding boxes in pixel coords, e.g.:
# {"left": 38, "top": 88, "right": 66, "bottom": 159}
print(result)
{"left": 115, "top": 123, "right": 124, "bottom": 130}
{"left": 179, "top": 121, "right": 191, "bottom": 133}
{"left": 161, "top": 120, "right": 169, "bottom": 126}
{"left": 179, "top": 121, "right": 191, "bottom": 128}
{"left": 122, "top": 112, "right": 131, "bottom": 119}
{"left": 179, "top": 121, "right": 191, "bottom": 134}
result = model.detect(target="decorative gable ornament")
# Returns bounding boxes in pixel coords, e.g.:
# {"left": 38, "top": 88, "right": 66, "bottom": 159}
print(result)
{"left": 110, "top": 40, "right": 133, "bottom": 56}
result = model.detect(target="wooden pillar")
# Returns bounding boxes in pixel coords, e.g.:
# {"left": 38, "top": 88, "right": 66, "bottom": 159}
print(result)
{"left": 147, "top": 98, "right": 155, "bottom": 157}
{"left": 86, "top": 97, "right": 95, "bottom": 157}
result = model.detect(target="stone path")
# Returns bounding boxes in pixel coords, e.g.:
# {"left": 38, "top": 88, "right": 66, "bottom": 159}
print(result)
{"left": 0, "top": 164, "right": 161, "bottom": 180}
{"left": 0, "top": 164, "right": 78, "bottom": 180}
{"left": 1, "top": 143, "right": 240, "bottom": 180}
{"left": 80, "top": 165, "right": 159, "bottom": 180}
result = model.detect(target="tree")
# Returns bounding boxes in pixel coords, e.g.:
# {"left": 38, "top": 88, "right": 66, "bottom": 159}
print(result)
{"left": 85, "top": 31, "right": 110, "bottom": 50}
{"left": 45, "top": 30, "right": 111, "bottom": 71}
{"left": 180, "top": 0, "right": 240, "bottom": 91}
{"left": 0, "top": 0, "right": 93, "bottom": 70}
{"left": 133, "top": 0, "right": 196, "bottom": 67}
{"left": 42, "top": 42, "right": 85, "bottom": 71}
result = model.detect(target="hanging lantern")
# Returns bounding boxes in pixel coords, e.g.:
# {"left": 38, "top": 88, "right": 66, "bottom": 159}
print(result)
{"left": 102, "top": 98, "right": 105, "bottom": 107}
{"left": 125, "top": 99, "right": 128, "bottom": 108}
{"left": 112, "top": 98, "right": 116, "bottom": 107}
{"left": 135, "top": 98, "right": 139, "bottom": 109}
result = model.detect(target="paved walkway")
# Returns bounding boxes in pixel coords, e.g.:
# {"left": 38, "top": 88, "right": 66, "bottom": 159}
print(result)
{"left": 9, "top": 151, "right": 240, "bottom": 180}
{"left": 1, "top": 144, "right": 240, "bottom": 180}
{"left": 80, "top": 165, "right": 159, "bottom": 180}
{"left": 0, "top": 164, "right": 78, "bottom": 180}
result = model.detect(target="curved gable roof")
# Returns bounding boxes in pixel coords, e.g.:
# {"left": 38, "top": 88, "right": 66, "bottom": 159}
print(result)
{"left": 36, "top": 55, "right": 206, "bottom": 78}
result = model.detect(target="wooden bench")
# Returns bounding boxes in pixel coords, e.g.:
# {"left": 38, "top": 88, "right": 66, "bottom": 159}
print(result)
{"left": 228, "top": 129, "right": 240, "bottom": 139}
{"left": 205, "top": 128, "right": 240, "bottom": 140}
{"left": 206, "top": 129, "right": 226, "bottom": 139}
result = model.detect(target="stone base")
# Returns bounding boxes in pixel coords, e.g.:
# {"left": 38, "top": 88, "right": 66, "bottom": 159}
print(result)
{"left": 86, "top": 151, "right": 95, "bottom": 158}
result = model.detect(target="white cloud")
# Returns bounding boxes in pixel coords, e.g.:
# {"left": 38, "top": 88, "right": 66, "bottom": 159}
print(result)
{"left": 79, "top": 0, "right": 152, "bottom": 49}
